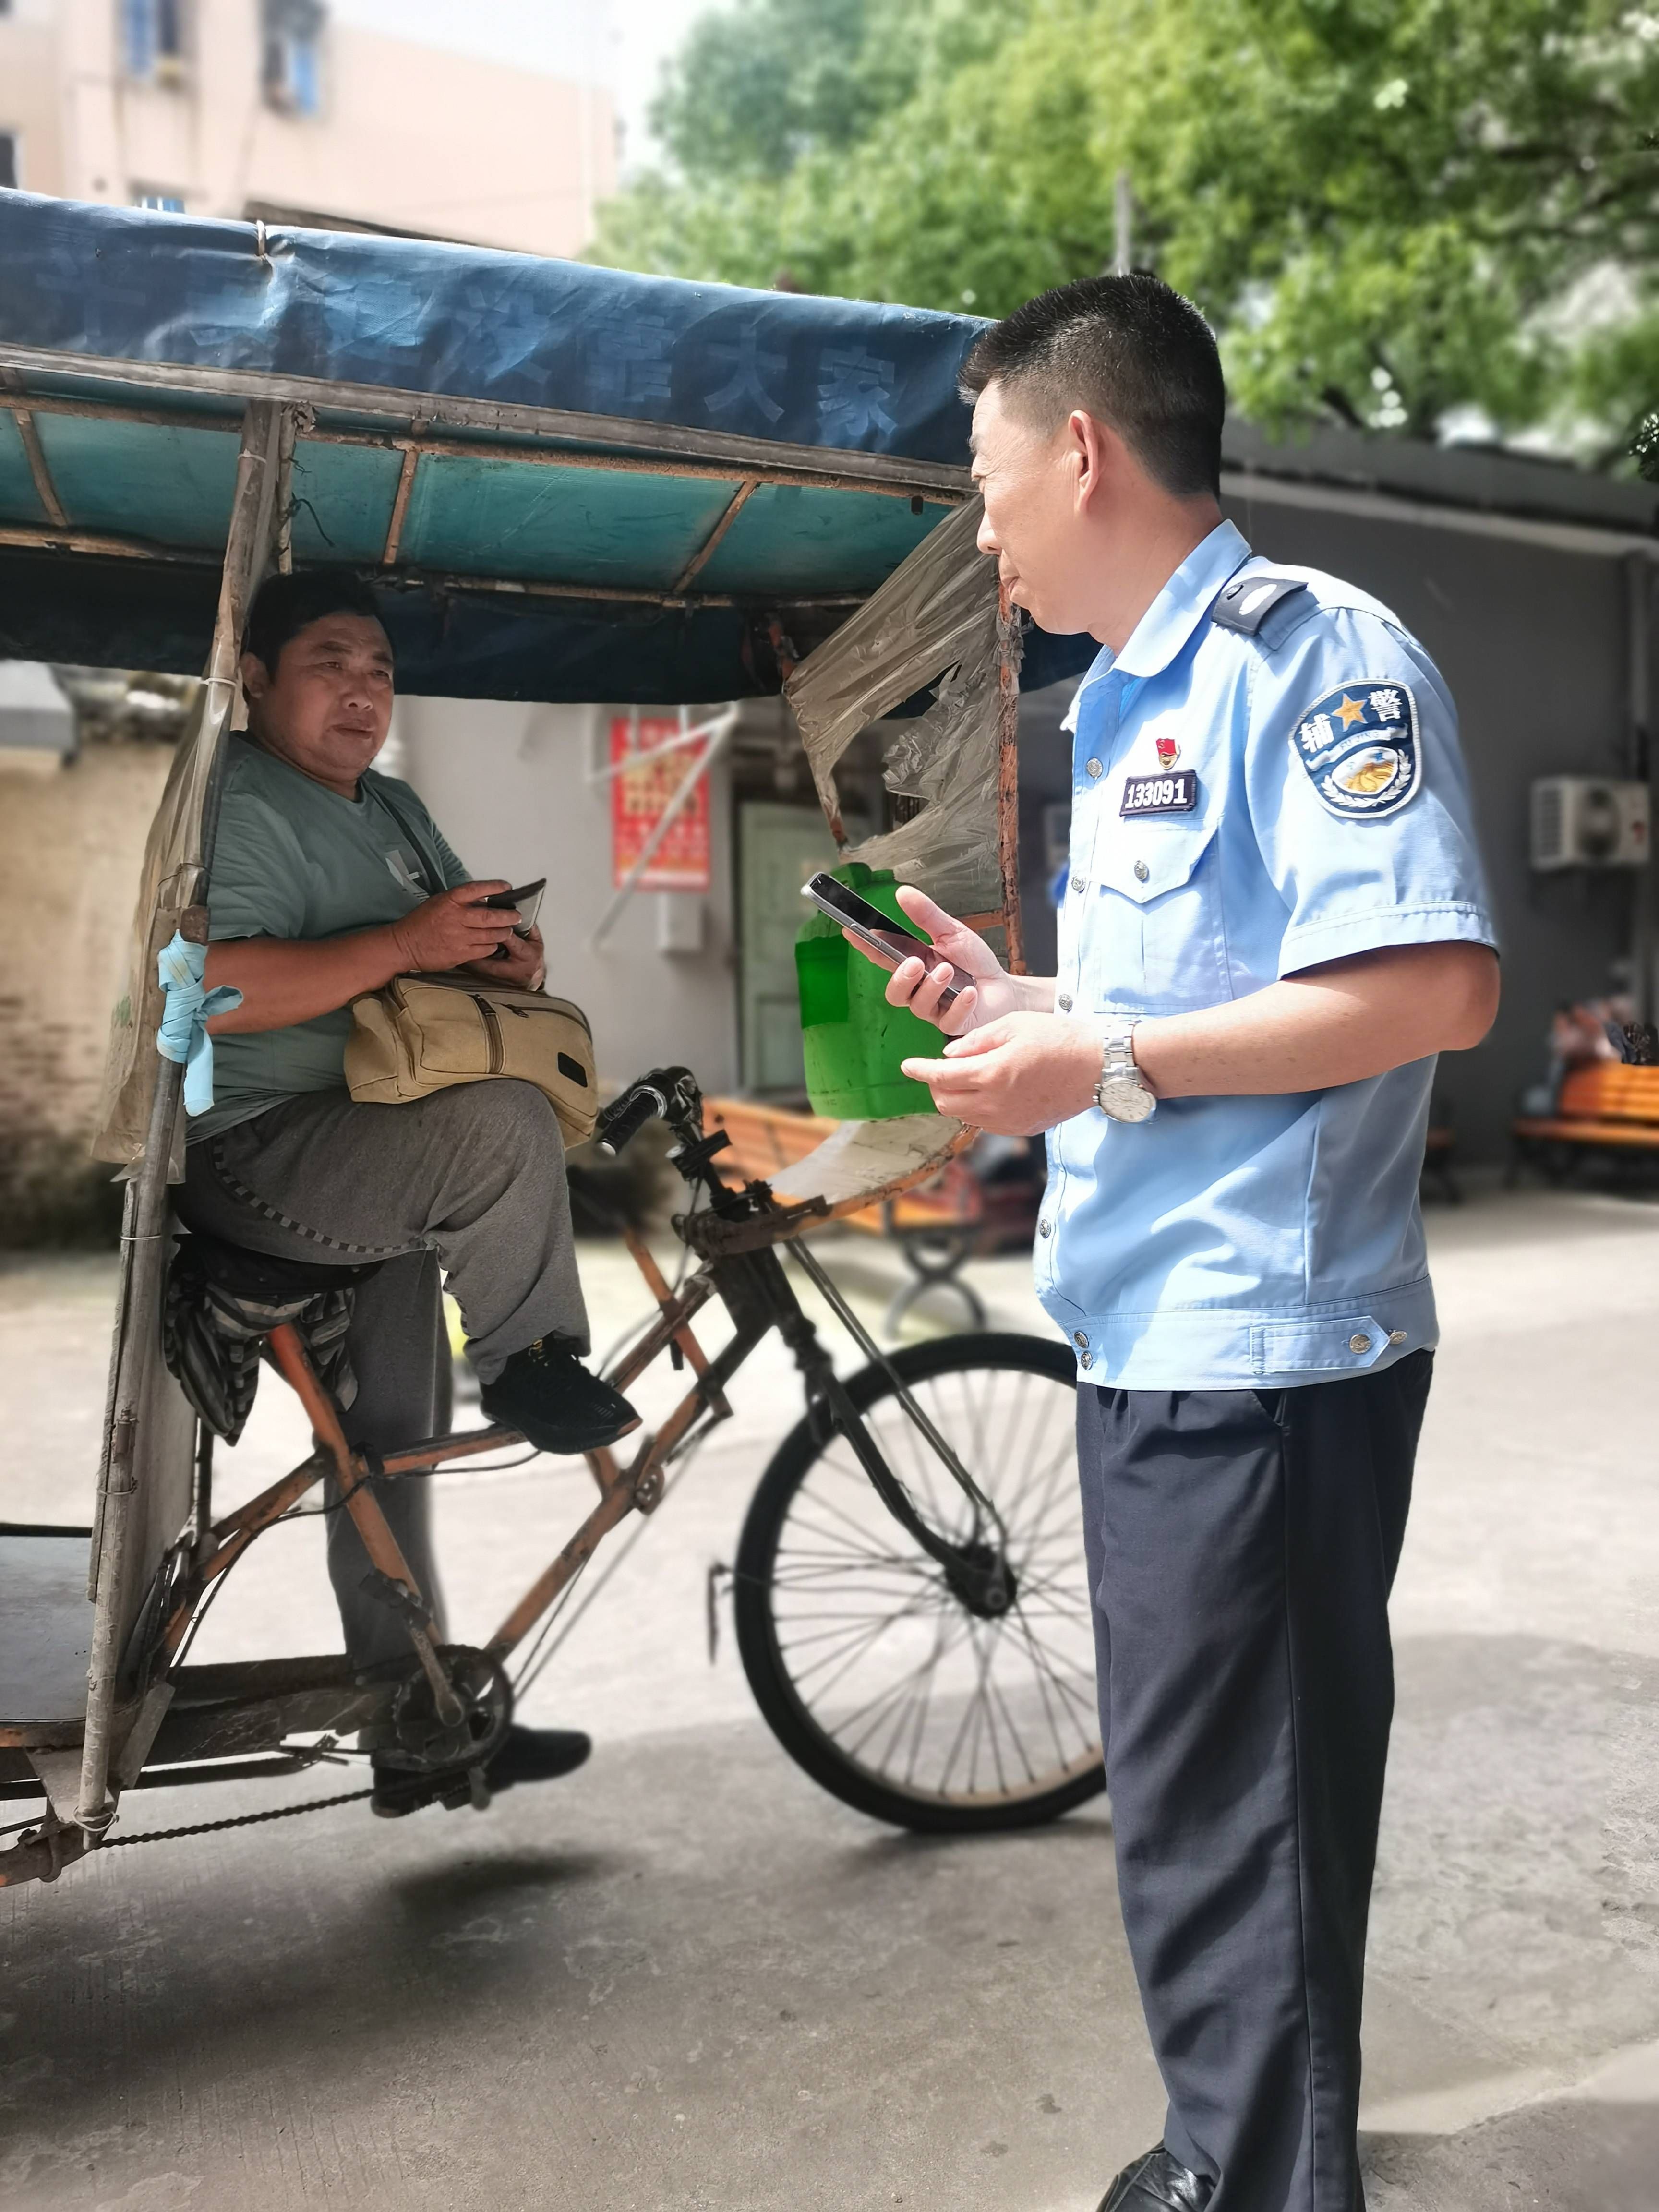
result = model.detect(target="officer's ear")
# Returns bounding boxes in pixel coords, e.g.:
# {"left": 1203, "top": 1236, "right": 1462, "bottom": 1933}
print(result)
{"left": 1067, "top": 409, "right": 1120, "bottom": 513}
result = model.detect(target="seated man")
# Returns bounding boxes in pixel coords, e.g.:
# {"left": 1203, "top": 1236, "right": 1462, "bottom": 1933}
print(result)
{"left": 180, "top": 570, "right": 637, "bottom": 1812}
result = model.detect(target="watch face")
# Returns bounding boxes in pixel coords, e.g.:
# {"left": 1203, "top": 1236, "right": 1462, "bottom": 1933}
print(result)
{"left": 1097, "top": 1077, "right": 1156, "bottom": 1123}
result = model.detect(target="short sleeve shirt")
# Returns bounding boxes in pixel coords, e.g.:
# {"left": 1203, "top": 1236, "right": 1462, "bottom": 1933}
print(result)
{"left": 192, "top": 736, "right": 471, "bottom": 1140}
{"left": 1042, "top": 519, "right": 1496, "bottom": 1389}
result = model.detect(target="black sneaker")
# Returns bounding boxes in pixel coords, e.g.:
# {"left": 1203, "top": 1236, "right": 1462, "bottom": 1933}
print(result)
{"left": 372, "top": 1721, "right": 591, "bottom": 1818}
{"left": 479, "top": 1336, "right": 641, "bottom": 1455}
{"left": 1098, "top": 2147, "right": 1214, "bottom": 2212}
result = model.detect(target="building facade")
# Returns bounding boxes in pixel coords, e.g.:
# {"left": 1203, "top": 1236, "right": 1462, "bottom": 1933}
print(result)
{"left": 0, "top": 0, "right": 613, "bottom": 252}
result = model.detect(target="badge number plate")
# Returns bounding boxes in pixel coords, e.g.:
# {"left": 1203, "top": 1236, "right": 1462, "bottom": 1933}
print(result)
{"left": 1120, "top": 769, "right": 1198, "bottom": 817}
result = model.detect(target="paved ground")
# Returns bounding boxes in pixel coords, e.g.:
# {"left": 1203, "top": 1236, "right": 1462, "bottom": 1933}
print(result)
{"left": 3, "top": 1188, "right": 1659, "bottom": 2209}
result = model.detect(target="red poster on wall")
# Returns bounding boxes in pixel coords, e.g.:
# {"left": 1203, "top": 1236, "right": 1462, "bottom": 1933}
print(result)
{"left": 609, "top": 716, "right": 713, "bottom": 892}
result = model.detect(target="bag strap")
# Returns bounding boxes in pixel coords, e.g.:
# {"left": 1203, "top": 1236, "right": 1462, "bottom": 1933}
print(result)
{"left": 366, "top": 772, "right": 458, "bottom": 897}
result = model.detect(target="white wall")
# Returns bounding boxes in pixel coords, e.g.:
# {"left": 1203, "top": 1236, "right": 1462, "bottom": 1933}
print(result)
{"left": 396, "top": 697, "right": 741, "bottom": 1101}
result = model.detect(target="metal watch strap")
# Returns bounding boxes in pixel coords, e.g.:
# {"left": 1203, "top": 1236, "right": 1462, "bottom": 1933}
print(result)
{"left": 1094, "top": 1020, "right": 1154, "bottom": 1118}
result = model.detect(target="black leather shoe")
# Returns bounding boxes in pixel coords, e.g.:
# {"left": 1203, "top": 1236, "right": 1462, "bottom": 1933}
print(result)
{"left": 480, "top": 1337, "right": 641, "bottom": 1455}
{"left": 1098, "top": 2146, "right": 1214, "bottom": 2212}
{"left": 372, "top": 1722, "right": 591, "bottom": 1817}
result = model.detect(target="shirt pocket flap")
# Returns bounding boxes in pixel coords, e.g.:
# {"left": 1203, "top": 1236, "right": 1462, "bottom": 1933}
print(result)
{"left": 1097, "top": 817, "right": 1219, "bottom": 905}
{"left": 1251, "top": 1315, "right": 1394, "bottom": 1378}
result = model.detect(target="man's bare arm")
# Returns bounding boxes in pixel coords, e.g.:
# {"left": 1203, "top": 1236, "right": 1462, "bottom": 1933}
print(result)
{"left": 1135, "top": 941, "right": 1500, "bottom": 1098}
{"left": 204, "top": 880, "right": 520, "bottom": 1034}
{"left": 899, "top": 942, "right": 1500, "bottom": 1134}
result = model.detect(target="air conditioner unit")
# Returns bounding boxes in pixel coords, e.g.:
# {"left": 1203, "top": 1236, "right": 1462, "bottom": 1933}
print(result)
{"left": 1530, "top": 777, "right": 1651, "bottom": 871}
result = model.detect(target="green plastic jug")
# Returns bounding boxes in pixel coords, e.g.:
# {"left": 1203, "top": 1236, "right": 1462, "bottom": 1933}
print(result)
{"left": 795, "top": 863, "right": 941, "bottom": 1119}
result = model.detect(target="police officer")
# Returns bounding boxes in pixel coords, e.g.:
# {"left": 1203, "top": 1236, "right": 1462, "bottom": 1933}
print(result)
{"left": 863, "top": 276, "right": 1498, "bottom": 2212}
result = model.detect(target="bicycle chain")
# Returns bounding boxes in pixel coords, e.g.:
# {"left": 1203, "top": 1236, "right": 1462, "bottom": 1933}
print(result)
{"left": 100, "top": 1783, "right": 383, "bottom": 1848}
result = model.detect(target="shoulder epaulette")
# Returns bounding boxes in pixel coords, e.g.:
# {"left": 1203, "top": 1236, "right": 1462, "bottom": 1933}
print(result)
{"left": 1209, "top": 571, "right": 1310, "bottom": 635}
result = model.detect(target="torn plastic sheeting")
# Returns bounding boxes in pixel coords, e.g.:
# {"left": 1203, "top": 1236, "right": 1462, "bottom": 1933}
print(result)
{"left": 839, "top": 617, "right": 1005, "bottom": 917}
{"left": 784, "top": 497, "right": 996, "bottom": 817}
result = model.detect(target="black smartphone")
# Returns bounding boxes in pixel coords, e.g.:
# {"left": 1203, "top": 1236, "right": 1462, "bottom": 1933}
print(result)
{"left": 801, "top": 873, "right": 973, "bottom": 1010}
{"left": 475, "top": 878, "right": 545, "bottom": 960}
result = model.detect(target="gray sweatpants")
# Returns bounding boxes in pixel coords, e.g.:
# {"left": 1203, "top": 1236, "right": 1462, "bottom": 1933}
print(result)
{"left": 179, "top": 1081, "right": 589, "bottom": 1666}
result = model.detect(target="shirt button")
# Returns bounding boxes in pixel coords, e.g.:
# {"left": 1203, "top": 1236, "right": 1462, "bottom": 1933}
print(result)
{"left": 1070, "top": 876, "right": 1086, "bottom": 893}
{"left": 1038, "top": 1220, "right": 1053, "bottom": 1238}
{"left": 1133, "top": 859, "right": 1150, "bottom": 883}
{"left": 1349, "top": 1333, "right": 1371, "bottom": 1354}
{"left": 1072, "top": 1330, "right": 1089, "bottom": 1348}
{"left": 1078, "top": 1352, "right": 1093, "bottom": 1371}
{"left": 1389, "top": 1329, "right": 1407, "bottom": 1345}
{"left": 1058, "top": 993, "right": 1073, "bottom": 1011}
{"left": 1085, "top": 758, "right": 1103, "bottom": 778}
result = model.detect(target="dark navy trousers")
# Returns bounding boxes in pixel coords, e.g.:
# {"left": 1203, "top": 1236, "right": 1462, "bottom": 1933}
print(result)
{"left": 1076, "top": 1352, "right": 1432, "bottom": 2212}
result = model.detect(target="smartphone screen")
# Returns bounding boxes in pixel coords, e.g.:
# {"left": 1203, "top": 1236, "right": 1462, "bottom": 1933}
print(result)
{"left": 800, "top": 874, "right": 972, "bottom": 1007}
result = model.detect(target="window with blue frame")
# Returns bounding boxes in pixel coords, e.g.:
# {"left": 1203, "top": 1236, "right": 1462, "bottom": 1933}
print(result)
{"left": 121, "top": 0, "right": 186, "bottom": 81}
{"left": 262, "top": 0, "right": 325, "bottom": 117}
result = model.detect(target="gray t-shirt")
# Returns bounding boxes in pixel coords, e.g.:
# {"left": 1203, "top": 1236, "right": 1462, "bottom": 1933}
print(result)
{"left": 193, "top": 736, "right": 470, "bottom": 1141}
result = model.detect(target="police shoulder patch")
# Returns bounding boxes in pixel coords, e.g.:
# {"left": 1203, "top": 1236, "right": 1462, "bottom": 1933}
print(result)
{"left": 1292, "top": 680, "right": 1420, "bottom": 820}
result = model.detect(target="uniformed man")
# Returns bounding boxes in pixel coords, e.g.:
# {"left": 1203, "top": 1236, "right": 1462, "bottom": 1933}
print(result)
{"left": 859, "top": 275, "right": 1499, "bottom": 2212}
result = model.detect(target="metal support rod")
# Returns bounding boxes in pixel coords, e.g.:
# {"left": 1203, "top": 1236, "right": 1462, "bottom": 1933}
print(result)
{"left": 0, "top": 389, "right": 962, "bottom": 505}
{"left": 0, "top": 340, "right": 974, "bottom": 502}
{"left": 8, "top": 406, "right": 69, "bottom": 527}
{"left": 381, "top": 445, "right": 420, "bottom": 565}
{"left": 673, "top": 478, "right": 757, "bottom": 593}
{"left": 1630, "top": 553, "right": 1655, "bottom": 1024}
{"left": 76, "top": 400, "right": 284, "bottom": 1836}
{"left": 996, "top": 585, "right": 1027, "bottom": 975}
{"left": 275, "top": 406, "right": 297, "bottom": 575}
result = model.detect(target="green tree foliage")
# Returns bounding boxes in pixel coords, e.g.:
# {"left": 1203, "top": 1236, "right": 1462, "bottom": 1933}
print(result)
{"left": 593, "top": 0, "right": 1659, "bottom": 457}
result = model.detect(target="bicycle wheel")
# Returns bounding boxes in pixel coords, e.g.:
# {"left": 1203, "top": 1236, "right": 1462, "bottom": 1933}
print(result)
{"left": 734, "top": 1332, "right": 1105, "bottom": 1834}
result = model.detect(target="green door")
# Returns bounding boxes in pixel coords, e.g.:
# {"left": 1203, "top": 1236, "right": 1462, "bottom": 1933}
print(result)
{"left": 738, "top": 802, "right": 866, "bottom": 1093}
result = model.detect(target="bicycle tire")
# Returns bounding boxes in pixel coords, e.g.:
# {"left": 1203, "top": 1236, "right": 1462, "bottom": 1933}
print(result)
{"left": 734, "top": 1332, "right": 1106, "bottom": 1835}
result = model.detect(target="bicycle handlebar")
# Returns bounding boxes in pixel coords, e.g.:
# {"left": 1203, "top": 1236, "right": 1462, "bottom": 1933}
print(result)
{"left": 594, "top": 1065, "right": 701, "bottom": 1158}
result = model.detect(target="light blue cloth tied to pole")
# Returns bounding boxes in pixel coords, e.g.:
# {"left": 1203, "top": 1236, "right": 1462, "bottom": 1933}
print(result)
{"left": 156, "top": 931, "right": 244, "bottom": 1118}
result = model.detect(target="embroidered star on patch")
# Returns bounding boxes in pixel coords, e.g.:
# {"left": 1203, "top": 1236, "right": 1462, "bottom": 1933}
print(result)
{"left": 1292, "top": 681, "right": 1421, "bottom": 820}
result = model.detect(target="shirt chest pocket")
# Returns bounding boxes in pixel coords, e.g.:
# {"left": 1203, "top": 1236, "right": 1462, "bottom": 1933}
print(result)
{"left": 1086, "top": 818, "right": 1228, "bottom": 1014}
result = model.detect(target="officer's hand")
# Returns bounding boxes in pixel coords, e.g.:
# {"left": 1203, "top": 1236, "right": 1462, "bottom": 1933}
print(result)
{"left": 461, "top": 920, "right": 545, "bottom": 990}
{"left": 849, "top": 885, "right": 1021, "bottom": 1036}
{"left": 901, "top": 1013, "right": 1101, "bottom": 1136}
{"left": 388, "top": 883, "right": 520, "bottom": 974}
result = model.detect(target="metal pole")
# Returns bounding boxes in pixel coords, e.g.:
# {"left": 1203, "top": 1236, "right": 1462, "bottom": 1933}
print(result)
{"left": 76, "top": 401, "right": 284, "bottom": 1834}
{"left": 1113, "top": 170, "right": 1133, "bottom": 276}
{"left": 996, "top": 586, "right": 1026, "bottom": 976}
{"left": 1630, "top": 553, "right": 1655, "bottom": 1024}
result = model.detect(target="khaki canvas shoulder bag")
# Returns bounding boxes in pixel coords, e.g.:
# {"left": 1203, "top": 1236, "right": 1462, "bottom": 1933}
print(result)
{"left": 344, "top": 972, "right": 598, "bottom": 1146}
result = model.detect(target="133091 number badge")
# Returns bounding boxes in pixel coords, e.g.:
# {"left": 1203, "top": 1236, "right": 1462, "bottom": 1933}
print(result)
{"left": 1120, "top": 769, "right": 1198, "bottom": 817}
{"left": 1294, "top": 682, "right": 1421, "bottom": 820}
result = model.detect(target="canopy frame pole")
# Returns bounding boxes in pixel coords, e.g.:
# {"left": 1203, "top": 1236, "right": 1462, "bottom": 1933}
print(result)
{"left": 997, "top": 586, "right": 1026, "bottom": 976}
{"left": 76, "top": 399, "right": 287, "bottom": 1837}
{"left": 672, "top": 478, "right": 757, "bottom": 594}
{"left": 381, "top": 441, "right": 421, "bottom": 566}
{"left": 8, "top": 404, "right": 70, "bottom": 529}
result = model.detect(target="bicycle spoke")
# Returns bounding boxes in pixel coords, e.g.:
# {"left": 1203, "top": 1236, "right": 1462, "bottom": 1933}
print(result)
{"left": 754, "top": 1350, "right": 1103, "bottom": 1815}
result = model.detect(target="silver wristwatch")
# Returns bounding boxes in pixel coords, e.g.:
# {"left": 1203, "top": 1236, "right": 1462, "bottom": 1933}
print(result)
{"left": 1094, "top": 1021, "right": 1156, "bottom": 1123}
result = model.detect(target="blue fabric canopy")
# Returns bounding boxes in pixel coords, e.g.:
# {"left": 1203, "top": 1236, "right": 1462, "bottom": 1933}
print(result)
{"left": 0, "top": 193, "right": 1094, "bottom": 700}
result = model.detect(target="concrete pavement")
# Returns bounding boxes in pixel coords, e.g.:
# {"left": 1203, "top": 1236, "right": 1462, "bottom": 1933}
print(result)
{"left": 3, "top": 1188, "right": 1659, "bottom": 2209}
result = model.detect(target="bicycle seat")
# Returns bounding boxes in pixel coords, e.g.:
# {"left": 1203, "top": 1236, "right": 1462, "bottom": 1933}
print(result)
{"left": 181, "top": 1227, "right": 385, "bottom": 1305}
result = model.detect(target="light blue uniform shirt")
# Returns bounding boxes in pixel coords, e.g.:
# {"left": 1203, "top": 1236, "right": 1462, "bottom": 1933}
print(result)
{"left": 1040, "top": 519, "right": 1496, "bottom": 1390}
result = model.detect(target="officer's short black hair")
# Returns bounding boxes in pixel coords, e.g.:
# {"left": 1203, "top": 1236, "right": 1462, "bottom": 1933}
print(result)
{"left": 243, "top": 571, "right": 390, "bottom": 675}
{"left": 960, "top": 274, "right": 1225, "bottom": 499}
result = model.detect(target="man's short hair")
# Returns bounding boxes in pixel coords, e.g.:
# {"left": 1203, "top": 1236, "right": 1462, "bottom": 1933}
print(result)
{"left": 960, "top": 275, "right": 1225, "bottom": 499}
{"left": 244, "top": 571, "right": 389, "bottom": 674}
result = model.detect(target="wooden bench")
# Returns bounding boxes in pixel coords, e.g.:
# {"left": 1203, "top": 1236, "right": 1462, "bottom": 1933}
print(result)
{"left": 703, "top": 1096, "right": 1042, "bottom": 1334}
{"left": 1511, "top": 1063, "right": 1659, "bottom": 1182}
